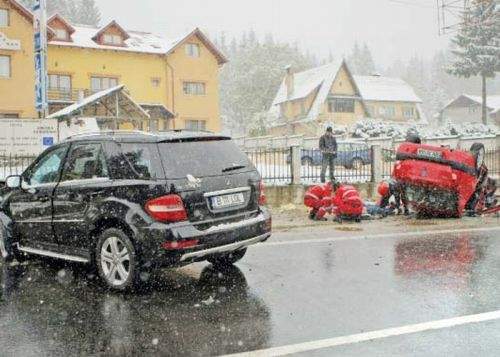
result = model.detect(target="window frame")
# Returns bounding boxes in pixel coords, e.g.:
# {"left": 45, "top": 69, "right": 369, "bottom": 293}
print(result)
{"left": 186, "top": 43, "right": 200, "bottom": 58}
{"left": 184, "top": 119, "right": 207, "bottom": 131}
{"left": 402, "top": 106, "right": 415, "bottom": 119}
{"left": 329, "top": 98, "right": 355, "bottom": 113}
{"left": 151, "top": 77, "right": 161, "bottom": 87}
{"left": 22, "top": 144, "right": 69, "bottom": 188}
{"left": 0, "top": 8, "right": 9, "bottom": 27}
{"left": 49, "top": 73, "right": 72, "bottom": 91}
{"left": 60, "top": 142, "right": 109, "bottom": 183}
{"left": 183, "top": 81, "right": 206, "bottom": 96}
{"left": 103, "top": 33, "right": 123, "bottom": 46}
{"left": 54, "top": 28, "right": 68, "bottom": 41}
{"left": 0, "top": 55, "right": 11, "bottom": 78}
{"left": 90, "top": 76, "right": 119, "bottom": 93}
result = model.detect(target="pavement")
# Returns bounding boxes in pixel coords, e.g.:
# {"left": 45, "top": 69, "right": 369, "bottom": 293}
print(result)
{"left": 1, "top": 214, "right": 500, "bottom": 356}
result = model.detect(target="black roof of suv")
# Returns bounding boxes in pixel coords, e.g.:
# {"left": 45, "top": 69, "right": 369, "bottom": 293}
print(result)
{"left": 63, "top": 130, "right": 231, "bottom": 143}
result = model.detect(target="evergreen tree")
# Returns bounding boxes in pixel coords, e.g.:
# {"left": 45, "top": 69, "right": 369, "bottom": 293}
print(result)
{"left": 219, "top": 32, "right": 316, "bottom": 135}
{"left": 448, "top": 0, "right": 500, "bottom": 124}
{"left": 76, "top": 0, "right": 101, "bottom": 26}
{"left": 347, "top": 42, "right": 376, "bottom": 75}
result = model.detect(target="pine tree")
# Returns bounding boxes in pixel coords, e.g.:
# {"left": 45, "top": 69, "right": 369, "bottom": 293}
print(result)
{"left": 76, "top": 0, "right": 101, "bottom": 26}
{"left": 449, "top": 0, "right": 500, "bottom": 124}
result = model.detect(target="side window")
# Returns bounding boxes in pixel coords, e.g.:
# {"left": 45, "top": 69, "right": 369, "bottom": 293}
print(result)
{"left": 25, "top": 145, "right": 68, "bottom": 186}
{"left": 119, "top": 143, "right": 155, "bottom": 180}
{"left": 62, "top": 143, "right": 108, "bottom": 182}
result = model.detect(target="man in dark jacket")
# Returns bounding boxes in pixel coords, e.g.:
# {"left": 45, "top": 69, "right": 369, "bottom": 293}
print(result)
{"left": 319, "top": 126, "right": 338, "bottom": 183}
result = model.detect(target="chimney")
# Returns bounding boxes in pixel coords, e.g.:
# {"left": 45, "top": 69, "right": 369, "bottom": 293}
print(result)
{"left": 285, "top": 65, "right": 294, "bottom": 98}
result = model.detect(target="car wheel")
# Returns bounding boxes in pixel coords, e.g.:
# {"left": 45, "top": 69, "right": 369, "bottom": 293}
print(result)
{"left": 207, "top": 248, "right": 247, "bottom": 266}
{"left": 96, "top": 228, "right": 138, "bottom": 291}
{"left": 349, "top": 158, "right": 364, "bottom": 170}
{"left": 470, "top": 143, "right": 485, "bottom": 172}
{"left": 301, "top": 157, "right": 313, "bottom": 166}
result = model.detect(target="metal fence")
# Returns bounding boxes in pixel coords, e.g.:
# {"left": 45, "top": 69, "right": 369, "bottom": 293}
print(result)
{"left": 244, "top": 148, "right": 292, "bottom": 185}
{"left": 382, "top": 148, "right": 396, "bottom": 179}
{"left": 300, "top": 148, "right": 371, "bottom": 184}
{"left": 0, "top": 155, "right": 36, "bottom": 180}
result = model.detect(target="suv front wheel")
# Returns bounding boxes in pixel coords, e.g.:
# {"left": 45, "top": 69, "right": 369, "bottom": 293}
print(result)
{"left": 207, "top": 248, "right": 247, "bottom": 266}
{"left": 96, "top": 228, "right": 138, "bottom": 291}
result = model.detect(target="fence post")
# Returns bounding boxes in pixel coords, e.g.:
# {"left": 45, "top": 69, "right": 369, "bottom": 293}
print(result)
{"left": 371, "top": 145, "right": 382, "bottom": 183}
{"left": 291, "top": 145, "right": 301, "bottom": 185}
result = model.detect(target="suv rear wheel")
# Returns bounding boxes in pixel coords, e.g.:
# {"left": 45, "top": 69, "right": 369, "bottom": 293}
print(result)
{"left": 207, "top": 248, "right": 247, "bottom": 266}
{"left": 96, "top": 228, "right": 138, "bottom": 291}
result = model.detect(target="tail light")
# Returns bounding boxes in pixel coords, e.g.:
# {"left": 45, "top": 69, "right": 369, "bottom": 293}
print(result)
{"left": 162, "top": 239, "right": 198, "bottom": 250}
{"left": 145, "top": 194, "right": 188, "bottom": 222}
{"left": 258, "top": 180, "right": 266, "bottom": 206}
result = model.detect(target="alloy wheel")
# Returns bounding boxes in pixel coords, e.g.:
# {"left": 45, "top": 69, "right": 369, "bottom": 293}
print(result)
{"left": 100, "top": 236, "right": 131, "bottom": 286}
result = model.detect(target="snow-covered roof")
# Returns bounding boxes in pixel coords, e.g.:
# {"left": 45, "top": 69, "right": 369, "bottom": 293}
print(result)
{"left": 268, "top": 60, "right": 347, "bottom": 125}
{"left": 47, "top": 20, "right": 227, "bottom": 64}
{"left": 49, "top": 24, "right": 182, "bottom": 55}
{"left": 463, "top": 94, "right": 500, "bottom": 112}
{"left": 353, "top": 75, "right": 422, "bottom": 103}
{"left": 273, "top": 61, "right": 343, "bottom": 105}
{"left": 47, "top": 85, "right": 150, "bottom": 120}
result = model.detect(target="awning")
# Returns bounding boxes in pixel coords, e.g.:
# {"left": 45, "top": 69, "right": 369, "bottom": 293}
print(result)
{"left": 47, "top": 85, "right": 150, "bottom": 121}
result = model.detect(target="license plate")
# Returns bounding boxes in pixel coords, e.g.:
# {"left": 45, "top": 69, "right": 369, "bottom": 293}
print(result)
{"left": 417, "top": 148, "right": 442, "bottom": 160}
{"left": 211, "top": 193, "right": 245, "bottom": 209}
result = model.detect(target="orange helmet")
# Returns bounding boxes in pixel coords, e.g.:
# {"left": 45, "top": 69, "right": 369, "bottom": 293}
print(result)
{"left": 378, "top": 181, "right": 390, "bottom": 197}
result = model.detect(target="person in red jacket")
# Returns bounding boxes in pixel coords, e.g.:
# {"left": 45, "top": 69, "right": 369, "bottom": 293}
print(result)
{"left": 305, "top": 182, "right": 364, "bottom": 221}
{"left": 304, "top": 181, "right": 334, "bottom": 220}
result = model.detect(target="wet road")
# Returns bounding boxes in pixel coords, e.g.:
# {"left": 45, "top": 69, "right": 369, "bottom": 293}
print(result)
{"left": 1, "top": 226, "right": 500, "bottom": 356}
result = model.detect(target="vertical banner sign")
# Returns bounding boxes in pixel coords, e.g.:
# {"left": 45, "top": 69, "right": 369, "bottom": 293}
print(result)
{"left": 33, "top": 0, "right": 48, "bottom": 115}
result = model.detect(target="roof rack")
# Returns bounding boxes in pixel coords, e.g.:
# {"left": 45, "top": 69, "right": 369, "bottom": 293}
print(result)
{"left": 63, "top": 130, "right": 156, "bottom": 141}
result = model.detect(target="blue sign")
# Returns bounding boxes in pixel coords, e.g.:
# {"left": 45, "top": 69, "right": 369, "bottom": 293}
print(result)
{"left": 42, "top": 137, "right": 54, "bottom": 146}
{"left": 34, "top": 52, "right": 46, "bottom": 110}
{"left": 34, "top": 33, "right": 41, "bottom": 52}
{"left": 32, "top": 0, "right": 40, "bottom": 11}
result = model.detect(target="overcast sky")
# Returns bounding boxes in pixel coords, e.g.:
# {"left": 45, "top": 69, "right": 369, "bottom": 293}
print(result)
{"left": 95, "top": 0, "right": 452, "bottom": 68}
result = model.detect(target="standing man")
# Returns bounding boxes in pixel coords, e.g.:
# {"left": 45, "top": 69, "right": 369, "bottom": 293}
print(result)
{"left": 319, "top": 125, "right": 338, "bottom": 183}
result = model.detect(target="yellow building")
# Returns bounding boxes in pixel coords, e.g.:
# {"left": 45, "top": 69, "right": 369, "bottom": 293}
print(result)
{"left": 0, "top": 0, "right": 227, "bottom": 132}
{"left": 0, "top": 0, "right": 38, "bottom": 118}
{"left": 268, "top": 60, "right": 425, "bottom": 136}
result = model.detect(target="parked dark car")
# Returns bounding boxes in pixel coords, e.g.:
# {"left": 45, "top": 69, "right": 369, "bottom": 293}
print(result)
{"left": 291, "top": 141, "right": 371, "bottom": 169}
{"left": 0, "top": 131, "right": 271, "bottom": 290}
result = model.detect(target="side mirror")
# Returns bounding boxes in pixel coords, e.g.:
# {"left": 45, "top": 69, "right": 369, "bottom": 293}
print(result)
{"left": 5, "top": 175, "right": 21, "bottom": 189}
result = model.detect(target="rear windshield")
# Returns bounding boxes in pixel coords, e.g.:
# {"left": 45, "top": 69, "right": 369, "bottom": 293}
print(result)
{"left": 158, "top": 139, "right": 252, "bottom": 179}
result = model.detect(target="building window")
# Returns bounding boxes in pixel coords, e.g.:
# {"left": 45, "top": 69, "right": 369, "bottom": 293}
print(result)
{"left": 54, "top": 28, "right": 68, "bottom": 40}
{"left": 0, "top": 9, "right": 8, "bottom": 27}
{"left": 403, "top": 106, "right": 415, "bottom": 119}
{"left": 468, "top": 106, "right": 478, "bottom": 114}
{"left": 151, "top": 78, "right": 161, "bottom": 87}
{"left": 183, "top": 82, "right": 206, "bottom": 95}
{"left": 186, "top": 43, "right": 200, "bottom": 58}
{"left": 379, "top": 106, "right": 396, "bottom": 118}
{"left": 103, "top": 34, "right": 123, "bottom": 45}
{"left": 329, "top": 98, "right": 355, "bottom": 113}
{"left": 0, "top": 55, "right": 10, "bottom": 78}
{"left": 91, "top": 76, "right": 118, "bottom": 92}
{"left": 366, "top": 105, "right": 375, "bottom": 117}
{"left": 185, "top": 119, "right": 206, "bottom": 131}
{"left": 49, "top": 74, "right": 71, "bottom": 91}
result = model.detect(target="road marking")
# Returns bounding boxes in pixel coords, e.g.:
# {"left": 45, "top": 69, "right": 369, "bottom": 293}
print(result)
{"left": 225, "top": 310, "right": 500, "bottom": 356}
{"left": 258, "top": 226, "right": 500, "bottom": 247}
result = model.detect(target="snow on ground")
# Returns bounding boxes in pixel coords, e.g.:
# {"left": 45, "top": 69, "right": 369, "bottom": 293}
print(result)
{"left": 350, "top": 119, "right": 498, "bottom": 139}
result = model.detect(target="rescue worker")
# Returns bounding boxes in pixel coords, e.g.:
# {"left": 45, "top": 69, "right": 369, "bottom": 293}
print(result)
{"left": 378, "top": 179, "right": 409, "bottom": 215}
{"left": 485, "top": 178, "right": 497, "bottom": 208}
{"left": 319, "top": 125, "right": 338, "bottom": 183}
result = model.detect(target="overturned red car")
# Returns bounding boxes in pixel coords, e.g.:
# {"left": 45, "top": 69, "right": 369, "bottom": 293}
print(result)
{"left": 393, "top": 142, "right": 497, "bottom": 218}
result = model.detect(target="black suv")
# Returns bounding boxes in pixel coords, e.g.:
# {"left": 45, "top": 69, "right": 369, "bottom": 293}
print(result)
{"left": 0, "top": 131, "right": 271, "bottom": 290}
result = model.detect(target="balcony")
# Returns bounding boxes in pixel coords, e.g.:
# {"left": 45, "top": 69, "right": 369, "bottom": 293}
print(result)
{"left": 48, "top": 88, "right": 91, "bottom": 103}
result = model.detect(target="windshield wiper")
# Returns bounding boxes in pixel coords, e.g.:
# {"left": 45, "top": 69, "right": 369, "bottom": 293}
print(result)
{"left": 222, "top": 164, "right": 246, "bottom": 172}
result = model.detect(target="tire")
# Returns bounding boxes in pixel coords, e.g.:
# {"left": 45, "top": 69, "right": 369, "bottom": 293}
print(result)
{"left": 470, "top": 143, "right": 485, "bottom": 172}
{"left": 301, "top": 157, "right": 313, "bottom": 166}
{"left": 96, "top": 228, "right": 139, "bottom": 291}
{"left": 207, "top": 248, "right": 247, "bottom": 267}
{"left": 348, "top": 158, "right": 364, "bottom": 170}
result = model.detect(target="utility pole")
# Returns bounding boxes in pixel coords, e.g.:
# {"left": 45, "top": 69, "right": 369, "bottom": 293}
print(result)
{"left": 33, "top": 0, "right": 48, "bottom": 119}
